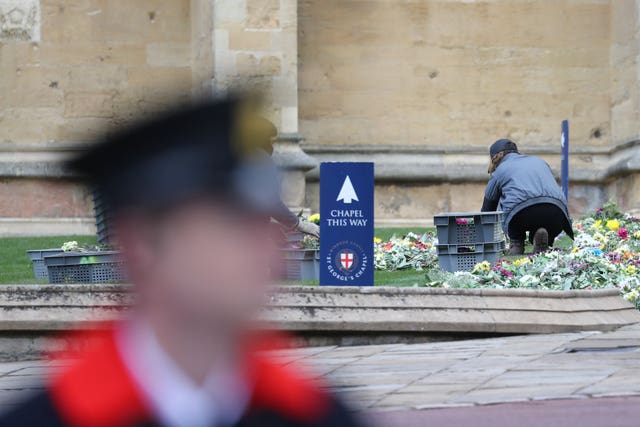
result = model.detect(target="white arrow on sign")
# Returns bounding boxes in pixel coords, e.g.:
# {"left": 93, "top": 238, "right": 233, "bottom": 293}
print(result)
{"left": 336, "top": 175, "right": 359, "bottom": 204}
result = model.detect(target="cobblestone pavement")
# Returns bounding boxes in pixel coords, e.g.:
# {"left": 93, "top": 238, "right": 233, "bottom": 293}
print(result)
{"left": 0, "top": 324, "right": 639, "bottom": 417}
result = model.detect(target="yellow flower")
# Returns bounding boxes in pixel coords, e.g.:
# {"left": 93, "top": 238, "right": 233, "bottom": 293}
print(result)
{"left": 591, "top": 220, "right": 603, "bottom": 229}
{"left": 634, "top": 231, "right": 640, "bottom": 239}
{"left": 571, "top": 247, "right": 579, "bottom": 253}
{"left": 513, "top": 258, "right": 530, "bottom": 266}
{"left": 373, "top": 237, "right": 382, "bottom": 244}
{"left": 472, "top": 261, "right": 491, "bottom": 273}
{"left": 626, "top": 265, "right": 638, "bottom": 275}
{"left": 606, "top": 219, "right": 620, "bottom": 231}
{"left": 308, "top": 213, "right": 320, "bottom": 224}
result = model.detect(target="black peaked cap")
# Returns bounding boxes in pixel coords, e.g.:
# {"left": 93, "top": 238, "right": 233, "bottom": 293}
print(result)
{"left": 67, "top": 97, "right": 282, "bottom": 215}
{"left": 489, "top": 139, "right": 519, "bottom": 157}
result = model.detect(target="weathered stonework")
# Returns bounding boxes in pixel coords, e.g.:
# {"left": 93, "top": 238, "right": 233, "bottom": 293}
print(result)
{"left": 0, "top": 285, "right": 637, "bottom": 359}
{"left": 1, "top": 1, "right": 640, "bottom": 233}
{"left": 0, "top": 0, "right": 40, "bottom": 42}
{"left": 298, "top": 0, "right": 613, "bottom": 149}
{"left": 212, "top": 0, "right": 298, "bottom": 133}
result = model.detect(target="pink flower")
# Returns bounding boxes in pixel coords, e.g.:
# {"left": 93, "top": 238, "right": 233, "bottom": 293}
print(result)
{"left": 492, "top": 264, "right": 513, "bottom": 278}
{"left": 456, "top": 218, "right": 469, "bottom": 225}
{"left": 618, "top": 227, "right": 629, "bottom": 240}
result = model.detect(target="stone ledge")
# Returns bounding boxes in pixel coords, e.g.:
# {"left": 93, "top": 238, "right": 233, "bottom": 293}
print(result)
{"left": 0, "top": 284, "right": 637, "bottom": 360}
{"left": 264, "top": 286, "right": 640, "bottom": 334}
{"left": 0, "top": 285, "right": 636, "bottom": 335}
{"left": 302, "top": 140, "right": 640, "bottom": 183}
{"left": 2, "top": 141, "right": 639, "bottom": 183}
{"left": 0, "top": 218, "right": 96, "bottom": 237}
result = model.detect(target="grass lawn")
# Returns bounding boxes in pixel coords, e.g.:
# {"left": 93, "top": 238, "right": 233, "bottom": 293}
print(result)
{"left": 374, "top": 227, "right": 433, "bottom": 241}
{"left": 0, "top": 229, "right": 574, "bottom": 286}
{"left": 0, "top": 235, "right": 97, "bottom": 284}
{"left": 284, "top": 227, "right": 433, "bottom": 287}
{"left": 287, "top": 229, "right": 576, "bottom": 287}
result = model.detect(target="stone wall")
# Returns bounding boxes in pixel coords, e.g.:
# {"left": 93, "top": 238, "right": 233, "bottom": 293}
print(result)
{"left": 0, "top": 0, "right": 194, "bottom": 233}
{"left": 1, "top": 0, "right": 193, "bottom": 145}
{"left": 0, "top": 0, "right": 639, "bottom": 233}
{"left": 212, "top": 0, "right": 298, "bottom": 134}
{"left": 610, "top": 0, "right": 640, "bottom": 146}
{"left": 211, "top": 0, "right": 317, "bottom": 209}
{"left": 298, "top": 0, "right": 612, "bottom": 149}
{"left": 297, "top": 0, "right": 640, "bottom": 223}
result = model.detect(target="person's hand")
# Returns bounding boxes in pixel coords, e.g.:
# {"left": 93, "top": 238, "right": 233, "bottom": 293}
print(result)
{"left": 296, "top": 220, "right": 320, "bottom": 238}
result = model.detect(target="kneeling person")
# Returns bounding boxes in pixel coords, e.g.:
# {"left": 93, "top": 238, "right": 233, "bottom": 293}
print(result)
{"left": 481, "top": 139, "right": 574, "bottom": 255}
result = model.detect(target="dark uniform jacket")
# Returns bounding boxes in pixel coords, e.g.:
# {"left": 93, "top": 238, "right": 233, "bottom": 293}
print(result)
{"left": 0, "top": 328, "right": 364, "bottom": 427}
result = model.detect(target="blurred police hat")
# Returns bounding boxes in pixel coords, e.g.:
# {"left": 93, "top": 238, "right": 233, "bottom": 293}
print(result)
{"left": 489, "top": 139, "right": 519, "bottom": 157}
{"left": 67, "top": 97, "right": 283, "bottom": 216}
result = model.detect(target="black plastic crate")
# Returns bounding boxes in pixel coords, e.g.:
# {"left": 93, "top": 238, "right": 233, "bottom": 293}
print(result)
{"left": 434, "top": 211, "right": 504, "bottom": 245}
{"left": 26, "top": 249, "right": 65, "bottom": 279}
{"left": 44, "top": 251, "right": 126, "bottom": 284}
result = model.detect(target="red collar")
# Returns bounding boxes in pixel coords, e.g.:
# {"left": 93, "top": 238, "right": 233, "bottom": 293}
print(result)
{"left": 49, "top": 326, "right": 329, "bottom": 427}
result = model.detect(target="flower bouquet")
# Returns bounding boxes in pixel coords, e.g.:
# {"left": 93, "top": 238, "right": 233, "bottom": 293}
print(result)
{"left": 374, "top": 232, "right": 438, "bottom": 271}
{"left": 422, "top": 204, "right": 640, "bottom": 309}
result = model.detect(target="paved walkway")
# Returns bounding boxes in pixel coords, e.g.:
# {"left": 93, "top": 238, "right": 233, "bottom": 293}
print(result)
{"left": 280, "top": 323, "right": 640, "bottom": 411}
{"left": 370, "top": 396, "right": 640, "bottom": 427}
{"left": 0, "top": 324, "right": 639, "bottom": 422}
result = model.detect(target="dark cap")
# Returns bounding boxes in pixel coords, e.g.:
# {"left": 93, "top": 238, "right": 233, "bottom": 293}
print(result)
{"left": 489, "top": 139, "right": 518, "bottom": 157}
{"left": 67, "top": 97, "right": 283, "bottom": 216}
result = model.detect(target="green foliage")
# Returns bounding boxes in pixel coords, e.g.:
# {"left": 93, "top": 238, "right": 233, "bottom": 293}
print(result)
{"left": 375, "top": 228, "right": 433, "bottom": 242}
{"left": 0, "top": 235, "right": 97, "bottom": 284}
{"left": 591, "top": 200, "right": 625, "bottom": 221}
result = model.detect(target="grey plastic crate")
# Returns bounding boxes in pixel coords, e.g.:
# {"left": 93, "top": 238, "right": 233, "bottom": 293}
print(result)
{"left": 281, "top": 249, "right": 319, "bottom": 280}
{"left": 437, "top": 249, "right": 504, "bottom": 272}
{"left": 26, "top": 249, "right": 65, "bottom": 278}
{"left": 44, "top": 251, "right": 126, "bottom": 284}
{"left": 282, "top": 249, "right": 318, "bottom": 260}
{"left": 436, "top": 241, "right": 506, "bottom": 255}
{"left": 93, "top": 191, "right": 115, "bottom": 245}
{"left": 434, "top": 211, "right": 504, "bottom": 245}
{"left": 285, "top": 232, "right": 306, "bottom": 243}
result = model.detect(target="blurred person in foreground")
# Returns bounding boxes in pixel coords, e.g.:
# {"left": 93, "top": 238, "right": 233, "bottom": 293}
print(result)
{"left": 481, "top": 138, "right": 574, "bottom": 255}
{"left": 0, "top": 98, "right": 364, "bottom": 427}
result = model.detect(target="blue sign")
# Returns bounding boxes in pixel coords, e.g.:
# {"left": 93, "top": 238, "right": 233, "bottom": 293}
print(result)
{"left": 561, "top": 119, "right": 570, "bottom": 201}
{"left": 320, "top": 162, "right": 374, "bottom": 286}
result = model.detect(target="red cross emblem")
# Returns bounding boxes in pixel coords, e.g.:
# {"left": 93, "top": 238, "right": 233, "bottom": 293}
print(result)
{"left": 340, "top": 252, "right": 354, "bottom": 270}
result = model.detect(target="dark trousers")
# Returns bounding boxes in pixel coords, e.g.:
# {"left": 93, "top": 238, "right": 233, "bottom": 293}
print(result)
{"left": 508, "top": 203, "right": 572, "bottom": 245}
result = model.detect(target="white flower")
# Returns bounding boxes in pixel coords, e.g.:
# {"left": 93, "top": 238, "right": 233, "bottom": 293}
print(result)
{"left": 614, "top": 245, "right": 630, "bottom": 254}
{"left": 519, "top": 274, "right": 539, "bottom": 286}
{"left": 61, "top": 241, "right": 79, "bottom": 252}
{"left": 574, "top": 232, "right": 600, "bottom": 249}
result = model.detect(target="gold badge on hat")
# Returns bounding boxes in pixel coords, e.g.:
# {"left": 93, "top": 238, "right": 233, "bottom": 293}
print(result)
{"left": 232, "top": 102, "right": 278, "bottom": 157}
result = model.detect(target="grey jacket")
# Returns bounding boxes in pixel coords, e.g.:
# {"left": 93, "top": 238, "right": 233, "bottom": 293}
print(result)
{"left": 482, "top": 153, "right": 572, "bottom": 233}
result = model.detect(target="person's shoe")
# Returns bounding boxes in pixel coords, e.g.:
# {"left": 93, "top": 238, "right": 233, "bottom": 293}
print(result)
{"left": 533, "top": 228, "right": 549, "bottom": 253}
{"left": 508, "top": 240, "right": 525, "bottom": 256}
